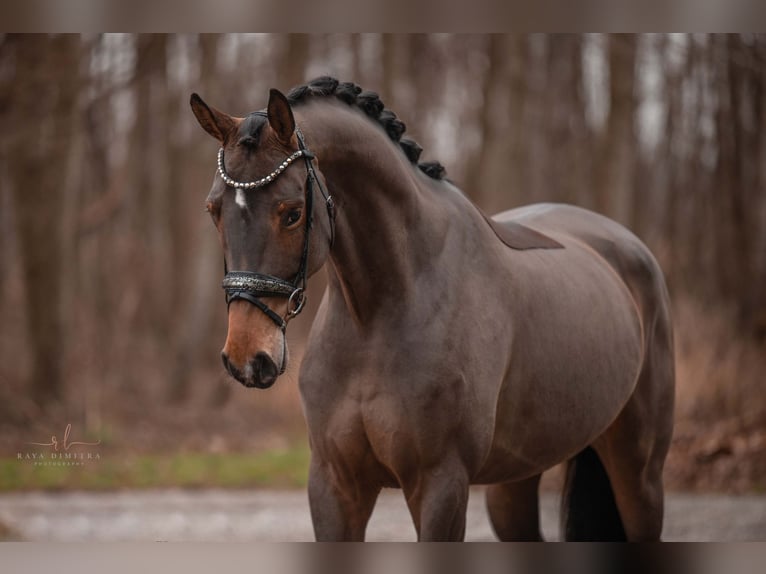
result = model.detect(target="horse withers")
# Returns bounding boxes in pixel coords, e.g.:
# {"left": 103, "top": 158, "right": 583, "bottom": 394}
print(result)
{"left": 190, "top": 77, "right": 674, "bottom": 541}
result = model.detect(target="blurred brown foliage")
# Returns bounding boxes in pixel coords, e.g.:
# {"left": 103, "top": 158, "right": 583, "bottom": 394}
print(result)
{"left": 0, "top": 34, "right": 764, "bottom": 488}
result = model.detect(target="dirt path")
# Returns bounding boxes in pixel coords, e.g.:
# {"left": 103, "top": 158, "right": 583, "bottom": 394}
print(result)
{"left": 0, "top": 489, "right": 764, "bottom": 541}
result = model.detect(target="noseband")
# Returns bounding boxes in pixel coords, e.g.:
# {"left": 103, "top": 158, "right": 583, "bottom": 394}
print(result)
{"left": 218, "top": 116, "right": 336, "bottom": 373}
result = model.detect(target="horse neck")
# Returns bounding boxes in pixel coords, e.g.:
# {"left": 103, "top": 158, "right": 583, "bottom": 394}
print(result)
{"left": 299, "top": 105, "right": 447, "bottom": 325}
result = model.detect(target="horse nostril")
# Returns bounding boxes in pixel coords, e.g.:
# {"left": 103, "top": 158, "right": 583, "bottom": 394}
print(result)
{"left": 222, "top": 351, "right": 278, "bottom": 389}
{"left": 252, "top": 352, "right": 278, "bottom": 389}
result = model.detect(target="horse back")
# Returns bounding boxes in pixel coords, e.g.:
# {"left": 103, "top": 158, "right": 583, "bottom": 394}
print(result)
{"left": 493, "top": 203, "right": 671, "bottom": 335}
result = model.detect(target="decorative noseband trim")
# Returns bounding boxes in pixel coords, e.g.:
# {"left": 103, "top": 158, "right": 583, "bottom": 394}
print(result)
{"left": 217, "top": 148, "right": 307, "bottom": 189}
{"left": 222, "top": 271, "right": 296, "bottom": 298}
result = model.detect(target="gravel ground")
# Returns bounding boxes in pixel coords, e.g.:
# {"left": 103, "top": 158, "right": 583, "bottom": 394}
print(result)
{"left": 0, "top": 489, "right": 764, "bottom": 541}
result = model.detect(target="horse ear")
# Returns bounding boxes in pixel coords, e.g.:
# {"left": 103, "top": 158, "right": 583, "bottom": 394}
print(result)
{"left": 267, "top": 89, "right": 295, "bottom": 144}
{"left": 190, "top": 93, "right": 240, "bottom": 144}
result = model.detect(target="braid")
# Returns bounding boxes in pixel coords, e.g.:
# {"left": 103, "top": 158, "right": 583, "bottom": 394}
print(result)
{"left": 286, "top": 76, "right": 447, "bottom": 181}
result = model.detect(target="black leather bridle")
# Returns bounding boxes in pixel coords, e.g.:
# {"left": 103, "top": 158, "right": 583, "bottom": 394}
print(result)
{"left": 218, "top": 115, "right": 335, "bottom": 372}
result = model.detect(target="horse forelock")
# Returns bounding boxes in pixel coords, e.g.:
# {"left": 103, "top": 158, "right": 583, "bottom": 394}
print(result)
{"left": 286, "top": 76, "right": 447, "bottom": 182}
{"left": 237, "top": 113, "right": 268, "bottom": 148}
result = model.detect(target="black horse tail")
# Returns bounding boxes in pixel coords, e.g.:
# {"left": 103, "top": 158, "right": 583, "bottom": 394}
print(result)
{"left": 560, "top": 446, "right": 627, "bottom": 541}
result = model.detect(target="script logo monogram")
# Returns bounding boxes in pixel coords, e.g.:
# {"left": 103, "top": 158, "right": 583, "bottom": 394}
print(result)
{"left": 29, "top": 423, "right": 101, "bottom": 452}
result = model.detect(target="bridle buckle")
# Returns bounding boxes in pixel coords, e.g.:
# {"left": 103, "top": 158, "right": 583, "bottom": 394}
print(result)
{"left": 287, "top": 287, "right": 306, "bottom": 320}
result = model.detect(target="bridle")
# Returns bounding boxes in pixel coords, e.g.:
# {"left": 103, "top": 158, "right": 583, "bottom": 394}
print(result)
{"left": 217, "top": 114, "right": 336, "bottom": 373}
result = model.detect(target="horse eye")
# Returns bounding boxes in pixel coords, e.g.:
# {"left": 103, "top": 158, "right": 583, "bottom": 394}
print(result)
{"left": 284, "top": 208, "right": 302, "bottom": 227}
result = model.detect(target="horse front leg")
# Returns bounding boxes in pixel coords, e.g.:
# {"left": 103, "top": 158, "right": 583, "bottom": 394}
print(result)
{"left": 404, "top": 456, "right": 471, "bottom": 541}
{"left": 307, "top": 455, "right": 380, "bottom": 541}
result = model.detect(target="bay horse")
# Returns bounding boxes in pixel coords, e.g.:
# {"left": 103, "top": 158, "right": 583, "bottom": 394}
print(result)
{"left": 190, "top": 77, "right": 674, "bottom": 541}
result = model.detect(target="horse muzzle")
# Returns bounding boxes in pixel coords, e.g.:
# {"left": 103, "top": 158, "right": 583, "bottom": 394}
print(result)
{"left": 221, "top": 350, "right": 280, "bottom": 389}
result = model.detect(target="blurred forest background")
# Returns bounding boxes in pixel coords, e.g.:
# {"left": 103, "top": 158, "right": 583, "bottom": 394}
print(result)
{"left": 0, "top": 34, "right": 764, "bottom": 492}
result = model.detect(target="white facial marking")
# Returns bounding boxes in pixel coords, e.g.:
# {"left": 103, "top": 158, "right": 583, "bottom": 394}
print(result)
{"left": 235, "top": 189, "right": 247, "bottom": 209}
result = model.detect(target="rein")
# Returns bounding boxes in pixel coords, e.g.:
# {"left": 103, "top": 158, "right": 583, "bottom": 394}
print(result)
{"left": 218, "top": 116, "right": 336, "bottom": 372}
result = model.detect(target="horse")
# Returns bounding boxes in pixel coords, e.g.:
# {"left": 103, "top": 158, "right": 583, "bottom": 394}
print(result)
{"left": 189, "top": 76, "right": 675, "bottom": 541}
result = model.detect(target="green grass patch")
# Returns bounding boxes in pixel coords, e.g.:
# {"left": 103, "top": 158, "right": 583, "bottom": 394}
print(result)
{"left": 0, "top": 444, "right": 310, "bottom": 491}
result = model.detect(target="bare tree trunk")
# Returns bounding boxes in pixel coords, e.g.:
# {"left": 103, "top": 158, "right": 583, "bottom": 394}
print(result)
{"left": 350, "top": 34, "right": 363, "bottom": 83}
{"left": 722, "top": 35, "right": 760, "bottom": 326}
{"left": 629, "top": 37, "right": 657, "bottom": 241}
{"left": 380, "top": 34, "right": 396, "bottom": 106}
{"left": 660, "top": 35, "right": 683, "bottom": 285}
{"left": 547, "top": 34, "right": 590, "bottom": 206}
{"left": 683, "top": 35, "right": 721, "bottom": 298}
{"left": 710, "top": 35, "right": 748, "bottom": 307}
{"left": 124, "top": 35, "right": 170, "bottom": 335}
{"left": 597, "top": 34, "right": 637, "bottom": 224}
{"left": 167, "top": 34, "right": 228, "bottom": 404}
{"left": 77, "top": 34, "right": 117, "bottom": 432}
{"left": 506, "top": 34, "right": 528, "bottom": 209}
{"left": 279, "top": 34, "right": 310, "bottom": 90}
{"left": 752, "top": 36, "right": 766, "bottom": 338}
{"left": 464, "top": 34, "right": 518, "bottom": 213}
{"left": 0, "top": 34, "right": 12, "bottom": 304}
{"left": 6, "top": 35, "right": 81, "bottom": 409}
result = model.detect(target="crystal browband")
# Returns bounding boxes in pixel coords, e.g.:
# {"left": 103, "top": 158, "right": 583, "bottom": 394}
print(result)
{"left": 217, "top": 147, "right": 309, "bottom": 189}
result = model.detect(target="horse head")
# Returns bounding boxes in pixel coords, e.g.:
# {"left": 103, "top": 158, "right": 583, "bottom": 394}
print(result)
{"left": 190, "top": 88, "right": 333, "bottom": 388}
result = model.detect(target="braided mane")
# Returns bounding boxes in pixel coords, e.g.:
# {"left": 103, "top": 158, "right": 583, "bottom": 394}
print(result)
{"left": 286, "top": 76, "right": 447, "bottom": 181}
